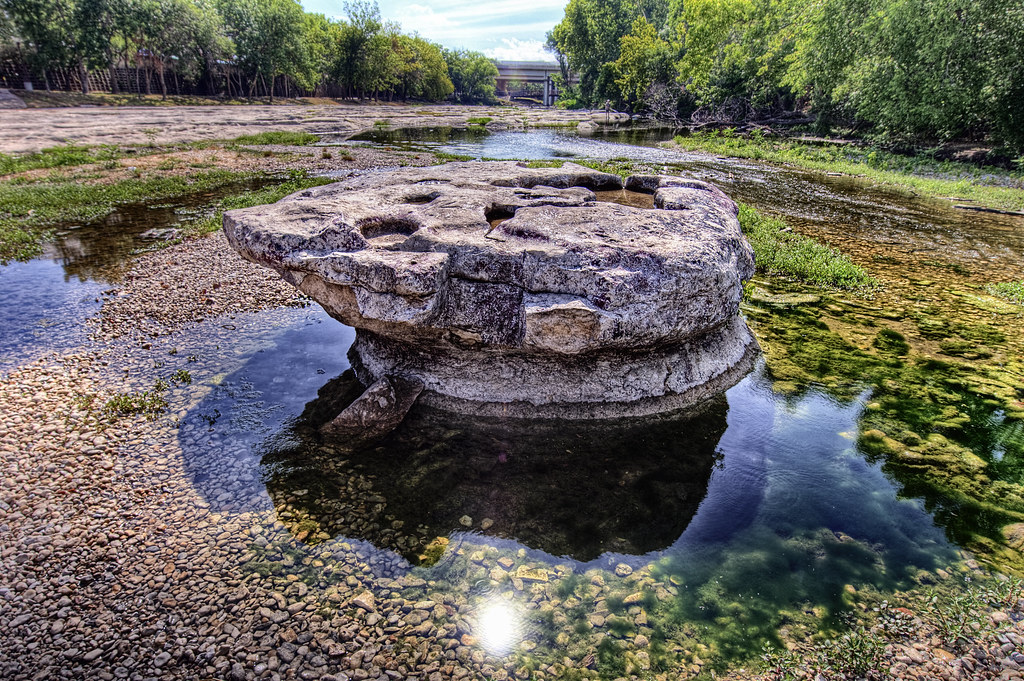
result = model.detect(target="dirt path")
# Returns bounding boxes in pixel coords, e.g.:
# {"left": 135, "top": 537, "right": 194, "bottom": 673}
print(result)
{"left": 0, "top": 102, "right": 588, "bottom": 153}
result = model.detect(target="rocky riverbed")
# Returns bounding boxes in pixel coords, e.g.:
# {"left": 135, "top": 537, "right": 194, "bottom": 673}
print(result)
{"left": 0, "top": 102, "right": 589, "bottom": 154}
{"left": 2, "top": 127, "right": 1024, "bottom": 680}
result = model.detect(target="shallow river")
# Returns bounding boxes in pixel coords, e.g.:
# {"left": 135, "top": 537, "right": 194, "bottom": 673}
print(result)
{"left": 5, "top": 127, "right": 1023, "bottom": 672}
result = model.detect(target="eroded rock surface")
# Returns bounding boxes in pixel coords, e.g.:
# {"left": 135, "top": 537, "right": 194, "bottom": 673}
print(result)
{"left": 224, "top": 161, "right": 758, "bottom": 417}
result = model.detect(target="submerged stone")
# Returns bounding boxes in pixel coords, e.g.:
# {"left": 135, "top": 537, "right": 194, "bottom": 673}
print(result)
{"left": 225, "top": 161, "right": 758, "bottom": 418}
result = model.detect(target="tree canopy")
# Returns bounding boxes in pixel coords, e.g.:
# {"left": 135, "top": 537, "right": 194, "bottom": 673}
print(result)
{"left": 547, "top": 0, "right": 1024, "bottom": 153}
{"left": 0, "top": 0, "right": 481, "bottom": 103}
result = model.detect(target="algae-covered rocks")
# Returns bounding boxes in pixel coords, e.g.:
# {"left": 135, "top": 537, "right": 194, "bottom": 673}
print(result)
{"left": 225, "top": 161, "right": 758, "bottom": 418}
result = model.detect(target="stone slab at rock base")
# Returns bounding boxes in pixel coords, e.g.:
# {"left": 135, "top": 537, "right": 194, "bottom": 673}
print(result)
{"left": 348, "top": 317, "right": 758, "bottom": 419}
{"left": 225, "top": 161, "right": 759, "bottom": 419}
{"left": 320, "top": 375, "right": 423, "bottom": 439}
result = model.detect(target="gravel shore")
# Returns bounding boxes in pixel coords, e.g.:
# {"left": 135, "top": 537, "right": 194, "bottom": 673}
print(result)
{"left": 94, "top": 231, "right": 306, "bottom": 341}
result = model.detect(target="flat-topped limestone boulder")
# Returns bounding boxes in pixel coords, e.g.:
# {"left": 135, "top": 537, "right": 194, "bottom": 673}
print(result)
{"left": 224, "top": 161, "right": 758, "bottom": 418}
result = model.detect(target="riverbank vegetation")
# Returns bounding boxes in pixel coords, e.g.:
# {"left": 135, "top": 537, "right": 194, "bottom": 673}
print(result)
{"left": 0, "top": 133, "right": 374, "bottom": 262}
{"left": 547, "top": 0, "right": 1024, "bottom": 156}
{"left": 0, "top": 0, "right": 499, "bottom": 104}
{"left": 0, "top": 168, "right": 254, "bottom": 262}
{"left": 738, "top": 205, "right": 875, "bottom": 289}
{"left": 668, "top": 131, "right": 1024, "bottom": 211}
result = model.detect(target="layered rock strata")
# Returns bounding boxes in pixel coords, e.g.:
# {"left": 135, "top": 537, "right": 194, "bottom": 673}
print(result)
{"left": 224, "top": 161, "right": 758, "bottom": 418}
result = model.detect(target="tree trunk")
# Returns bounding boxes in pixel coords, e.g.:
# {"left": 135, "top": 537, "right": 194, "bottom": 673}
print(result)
{"left": 158, "top": 59, "right": 167, "bottom": 99}
{"left": 108, "top": 61, "right": 119, "bottom": 94}
{"left": 79, "top": 59, "right": 90, "bottom": 95}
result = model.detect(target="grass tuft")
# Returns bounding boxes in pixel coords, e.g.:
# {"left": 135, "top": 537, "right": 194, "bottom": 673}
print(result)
{"left": 739, "top": 204, "right": 876, "bottom": 289}
{"left": 103, "top": 389, "right": 167, "bottom": 419}
{"left": 229, "top": 131, "right": 319, "bottom": 147}
{"left": 987, "top": 281, "right": 1024, "bottom": 305}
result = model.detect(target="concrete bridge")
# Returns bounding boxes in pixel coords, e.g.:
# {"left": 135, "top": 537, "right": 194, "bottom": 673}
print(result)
{"left": 494, "top": 61, "right": 574, "bottom": 106}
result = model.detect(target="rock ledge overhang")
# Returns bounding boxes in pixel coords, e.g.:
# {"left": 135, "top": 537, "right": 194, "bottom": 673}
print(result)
{"left": 224, "top": 161, "right": 759, "bottom": 418}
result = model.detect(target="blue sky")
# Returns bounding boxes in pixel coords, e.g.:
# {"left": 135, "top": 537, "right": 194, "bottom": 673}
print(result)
{"left": 298, "top": 0, "right": 567, "bottom": 61}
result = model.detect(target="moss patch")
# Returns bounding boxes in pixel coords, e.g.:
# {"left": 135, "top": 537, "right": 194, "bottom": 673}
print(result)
{"left": 987, "top": 281, "right": 1024, "bottom": 305}
{"left": 746, "top": 281, "right": 1024, "bottom": 572}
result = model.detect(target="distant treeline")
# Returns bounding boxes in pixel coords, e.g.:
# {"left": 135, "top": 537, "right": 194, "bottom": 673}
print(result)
{"left": 0, "top": 0, "right": 500, "bottom": 103}
{"left": 547, "top": 0, "right": 1024, "bottom": 153}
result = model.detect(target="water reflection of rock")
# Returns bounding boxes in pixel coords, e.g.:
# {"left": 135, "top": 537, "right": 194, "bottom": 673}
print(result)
{"left": 261, "top": 371, "right": 729, "bottom": 562}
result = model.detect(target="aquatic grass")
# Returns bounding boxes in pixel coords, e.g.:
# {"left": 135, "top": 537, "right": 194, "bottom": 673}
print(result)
{"left": 738, "top": 204, "right": 876, "bottom": 289}
{"left": 669, "top": 133, "right": 1024, "bottom": 212}
{"left": 749, "top": 281, "right": 1024, "bottom": 570}
{"left": 0, "top": 144, "right": 126, "bottom": 175}
{"left": 466, "top": 116, "right": 492, "bottom": 126}
{"left": 987, "top": 281, "right": 1024, "bottom": 305}
{"left": 0, "top": 169, "right": 252, "bottom": 262}
{"left": 179, "top": 173, "right": 335, "bottom": 241}
{"left": 103, "top": 385, "right": 168, "bottom": 419}
{"left": 228, "top": 131, "right": 319, "bottom": 147}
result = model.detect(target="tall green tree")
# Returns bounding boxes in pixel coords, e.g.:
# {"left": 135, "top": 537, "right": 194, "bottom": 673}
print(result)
{"left": 302, "top": 12, "right": 340, "bottom": 95}
{"left": 548, "top": 0, "right": 669, "bottom": 107}
{"left": 2, "top": 0, "right": 90, "bottom": 92}
{"left": 219, "top": 0, "right": 307, "bottom": 99}
{"left": 442, "top": 48, "right": 498, "bottom": 104}
{"left": 394, "top": 35, "right": 453, "bottom": 101}
{"left": 613, "top": 16, "right": 674, "bottom": 111}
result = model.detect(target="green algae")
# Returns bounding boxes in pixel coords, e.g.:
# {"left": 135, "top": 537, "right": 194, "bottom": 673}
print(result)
{"left": 746, "top": 277, "right": 1024, "bottom": 573}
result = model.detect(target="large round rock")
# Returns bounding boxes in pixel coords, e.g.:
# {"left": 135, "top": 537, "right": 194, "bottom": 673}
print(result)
{"left": 224, "top": 161, "right": 758, "bottom": 418}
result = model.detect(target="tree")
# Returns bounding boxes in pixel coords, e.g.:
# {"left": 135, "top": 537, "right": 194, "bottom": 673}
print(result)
{"left": 219, "top": 0, "right": 307, "bottom": 99}
{"left": 548, "top": 0, "right": 669, "bottom": 107}
{"left": 2, "top": 0, "right": 89, "bottom": 92}
{"left": 613, "top": 16, "right": 674, "bottom": 111}
{"left": 443, "top": 48, "right": 498, "bottom": 104}
{"left": 393, "top": 35, "right": 452, "bottom": 101}
{"left": 333, "top": 0, "right": 386, "bottom": 98}
{"left": 302, "top": 12, "right": 340, "bottom": 95}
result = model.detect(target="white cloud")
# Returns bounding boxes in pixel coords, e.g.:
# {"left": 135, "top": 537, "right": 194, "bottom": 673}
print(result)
{"left": 484, "top": 39, "right": 556, "bottom": 63}
{"left": 303, "top": 0, "right": 568, "bottom": 53}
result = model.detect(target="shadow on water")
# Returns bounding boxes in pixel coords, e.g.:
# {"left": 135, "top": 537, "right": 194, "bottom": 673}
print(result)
{"left": 176, "top": 309, "right": 957, "bottom": 583}
{"left": 261, "top": 372, "right": 733, "bottom": 562}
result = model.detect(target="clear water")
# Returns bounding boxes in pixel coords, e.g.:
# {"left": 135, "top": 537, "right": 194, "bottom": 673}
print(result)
{"left": 0, "top": 179, "right": 267, "bottom": 372}
{"left": 0, "top": 259, "right": 104, "bottom": 371}
{"left": 169, "top": 305, "right": 956, "bottom": 670}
